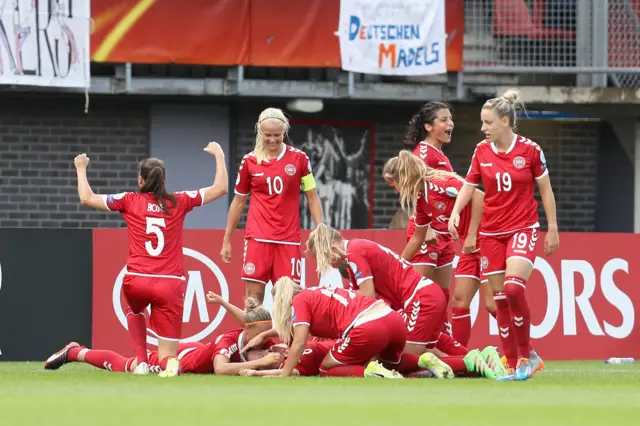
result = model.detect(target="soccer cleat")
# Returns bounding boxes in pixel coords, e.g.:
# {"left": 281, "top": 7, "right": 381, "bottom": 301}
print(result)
{"left": 133, "top": 362, "right": 150, "bottom": 375}
{"left": 463, "top": 349, "right": 495, "bottom": 379}
{"left": 496, "top": 373, "right": 516, "bottom": 381}
{"left": 515, "top": 357, "right": 533, "bottom": 381}
{"left": 418, "top": 352, "right": 454, "bottom": 379}
{"left": 530, "top": 349, "right": 545, "bottom": 377}
{"left": 158, "top": 357, "right": 180, "bottom": 378}
{"left": 481, "top": 346, "right": 508, "bottom": 378}
{"left": 364, "top": 360, "right": 404, "bottom": 379}
{"left": 44, "top": 341, "right": 80, "bottom": 370}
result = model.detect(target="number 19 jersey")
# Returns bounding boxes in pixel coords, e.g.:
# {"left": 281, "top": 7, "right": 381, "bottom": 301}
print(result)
{"left": 235, "top": 144, "right": 315, "bottom": 244}
{"left": 465, "top": 135, "right": 548, "bottom": 235}
{"left": 103, "top": 190, "right": 204, "bottom": 278}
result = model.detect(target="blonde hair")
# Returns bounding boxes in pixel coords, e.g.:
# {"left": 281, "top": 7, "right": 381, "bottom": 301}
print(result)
{"left": 306, "top": 223, "right": 345, "bottom": 276}
{"left": 244, "top": 297, "right": 271, "bottom": 324}
{"left": 272, "top": 277, "right": 302, "bottom": 345}
{"left": 383, "top": 150, "right": 461, "bottom": 217}
{"left": 254, "top": 108, "right": 290, "bottom": 164}
{"left": 482, "top": 88, "right": 525, "bottom": 130}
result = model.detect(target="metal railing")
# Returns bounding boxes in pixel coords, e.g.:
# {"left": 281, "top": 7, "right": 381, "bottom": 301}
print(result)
{"left": 462, "top": 0, "right": 640, "bottom": 87}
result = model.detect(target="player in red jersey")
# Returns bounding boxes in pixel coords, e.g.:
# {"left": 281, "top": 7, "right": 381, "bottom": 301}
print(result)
{"left": 401, "top": 102, "right": 456, "bottom": 297}
{"left": 305, "top": 225, "right": 502, "bottom": 379}
{"left": 221, "top": 108, "right": 323, "bottom": 305}
{"left": 44, "top": 296, "right": 281, "bottom": 375}
{"left": 383, "top": 151, "right": 500, "bottom": 353}
{"left": 449, "top": 89, "right": 559, "bottom": 381}
{"left": 239, "top": 339, "right": 336, "bottom": 377}
{"left": 72, "top": 142, "right": 228, "bottom": 377}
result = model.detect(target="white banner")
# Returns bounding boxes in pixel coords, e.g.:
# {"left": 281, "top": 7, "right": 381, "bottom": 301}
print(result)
{"left": 0, "top": 0, "right": 90, "bottom": 88}
{"left": 337, "top": 0, "right": 447, "bottom": 76}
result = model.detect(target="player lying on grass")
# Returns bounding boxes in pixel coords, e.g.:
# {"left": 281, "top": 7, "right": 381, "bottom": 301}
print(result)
{"left": 44, "top": 296, "right": 281, "bottom": 375}
{"left": 305, "top": 224, "right": 505, "bottom": 379}
{"left": 268, "top": 276, "right": 458, "bottom": 379}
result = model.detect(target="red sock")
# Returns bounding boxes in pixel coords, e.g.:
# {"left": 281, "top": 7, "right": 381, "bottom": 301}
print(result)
{"left": 319, "top": 365, "right": 365, "bottom": 377}
{"left": 126, "top": 310, "right": 149, "bottom": 364}
{"left": 440, "top": 355, "right": 468, "bottom": 374}
{"left": 441, "top": 288, "right": 451, "bottom": 335}
{"left": 451, "top": 307, "right": 471, "bottom": 347}
{"left": 493, "top": 292, "right": 518, "bottom": 367}
{"left": 435, "top": 332, "right": 468, "bottom": 356}
{"left": 504, "top": 277, "right": 531, "bottom": 358}
{"left": 382, "top": 353, "right": 420, "bottom": 375}
{"left": 68, "top": 347, "right": 131, "bottom": 372}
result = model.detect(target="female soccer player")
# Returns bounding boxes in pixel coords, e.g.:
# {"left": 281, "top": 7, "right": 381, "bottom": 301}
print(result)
{"left": 44, "top": 295, "right": 281, "bottom": 376}
{"left": 383, "top": 151, "right": 497, "bottom": 348}
{"left": 401, "top": 102, "right": 456, "bottom": 296}
{"left": 72, "top": 142, "right": 228, "bottom": 377}
{"left": 221, "top": 107, "right": 323, "bottom": 305}
{"left": 271, "top": 277, "right": 457, "bottom": 379}
{"left": 449, "top": 89, "right": 559, "bottom": 381}
{"left": 305, "top": 225, "right": 502, "bottom": 379}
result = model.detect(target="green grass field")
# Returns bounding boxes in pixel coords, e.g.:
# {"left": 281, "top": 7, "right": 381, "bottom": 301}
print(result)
{"left": 1, "top": 361, "right": 639, "bottom": 426}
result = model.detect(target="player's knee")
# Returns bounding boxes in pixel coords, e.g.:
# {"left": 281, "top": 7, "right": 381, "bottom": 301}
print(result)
{"left": 450, "top": 292, "right": 471, "bottom": 308}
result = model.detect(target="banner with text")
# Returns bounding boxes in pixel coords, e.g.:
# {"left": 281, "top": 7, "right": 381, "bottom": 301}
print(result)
{"left": 0, "top": 0, "right": 90, "bottom": 88}
{"left": 337, "top": 0, "right": 447, "bottom": 75}
{"left": 92, "top": 230, "right": 640, "bottom": 361}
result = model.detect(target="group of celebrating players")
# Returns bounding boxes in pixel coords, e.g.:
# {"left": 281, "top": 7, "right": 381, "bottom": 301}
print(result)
{"left": 44, "top": 88, "right": 559, "bottom": 382}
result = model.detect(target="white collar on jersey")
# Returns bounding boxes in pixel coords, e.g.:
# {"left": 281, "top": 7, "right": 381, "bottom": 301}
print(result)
{"left": 264, "top": 143, "right": 287, "bottom": 162}
{"left": 491, "top": 134, "right": 518, "bottom": 155}
{"left": 419, "top": 140, "right": 444, "bottom": 154}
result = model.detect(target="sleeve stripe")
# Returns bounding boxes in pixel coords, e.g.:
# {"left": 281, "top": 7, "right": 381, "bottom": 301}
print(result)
{"left": 100, "top": 195, "right": 111, "bottom": 211}
{"left": 356, "top": 276, "right": 373, "bottom": 285}
{"left": 234, "top": 190, "right": 249, "bottom": 196}
{"left": 198, "top": 188, "right": 206, "bottom": 206}
{"left": 293, "top": 322, "right": 311, "bottom": 327}
{"left": 414, "top": 222, "right": 430, "bottom": 228}
{"left": 463, "top": 180, "right": 479, "bottom": 187}
{"left": 534, "top": 169, "right": 549, "bottom": 180}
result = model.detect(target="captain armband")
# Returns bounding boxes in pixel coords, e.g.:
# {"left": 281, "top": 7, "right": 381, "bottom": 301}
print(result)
{"left": 301, "top": 174, "right": 317, "bottom": 192}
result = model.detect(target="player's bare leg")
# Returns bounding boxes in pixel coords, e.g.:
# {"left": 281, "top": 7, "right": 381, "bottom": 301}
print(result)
{"left": 413, "top": 264, "right": 435, "bottom": 280}
{"left": 504, "top": 257, "right": 535, "bottom": 380}
{"left": 450, "top": 277, "right": 481, "bottom": 346}
{"left": 244, "top": 279, "right": 266, "bottom": 305}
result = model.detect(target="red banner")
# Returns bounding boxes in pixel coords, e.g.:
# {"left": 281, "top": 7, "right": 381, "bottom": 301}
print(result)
{"left": 92, "top": 230, "right": 640, "bottom": 360}
{"left": 90, "top": 0, "right": 463, "bottom": 71}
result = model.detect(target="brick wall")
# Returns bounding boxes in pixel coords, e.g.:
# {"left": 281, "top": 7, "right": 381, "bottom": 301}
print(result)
{"left": 0, "top": 96, "right": 148, "bottom": 228}
{"left": 0, "top": 96, "right": 599, "bottom": 232}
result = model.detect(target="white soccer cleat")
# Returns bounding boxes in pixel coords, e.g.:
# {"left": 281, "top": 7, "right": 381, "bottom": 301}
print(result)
{"left": 364, "top": 360, "right": 404, "bottom": 379}
{"left": 133, "top": 362, "right": 150, "bottom": 375}
{"left": 418, "top": 352, "right": 454, "bottom": 379}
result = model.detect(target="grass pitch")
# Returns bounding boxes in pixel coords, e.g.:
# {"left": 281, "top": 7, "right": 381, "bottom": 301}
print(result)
{"left": 1, "top": 361, "right": 639, "bottom": 426}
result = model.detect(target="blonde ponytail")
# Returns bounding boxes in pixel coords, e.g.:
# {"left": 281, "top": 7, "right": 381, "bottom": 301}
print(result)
{"left": 483, "top": 88, "right": 526, "bottom": 131}
{"left": 383, "top": 150, "right": 461, "bottom": 217}
{"left": 306, "top": 223, "right": 345, "bottom": 276}
{"left": 255, "top": 108, "right": 290, "bottom": 164}
{"left": 273, "top": 277, "right": 302, "bottom": 345}
{"left": 244, "top": 297, "right": 271, "bottom": 324}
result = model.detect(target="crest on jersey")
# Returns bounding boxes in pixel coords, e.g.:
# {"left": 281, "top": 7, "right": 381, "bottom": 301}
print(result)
{"left": 513, "top": 156, "right": 526, "bottom": 169}
{"left": 244, "top": 263, "right": 256, "bottom": 275}
{"left": 434, "top": 201, "right": 446, "bottom": 212}
{"left": 285, "top": 164, "right": 296, "bottom": 176}
{"left": 481, "top": 256, "right": 489, "bottom": 270}
{"left": 429, "top": 252, "right": 438, "bottom": 260}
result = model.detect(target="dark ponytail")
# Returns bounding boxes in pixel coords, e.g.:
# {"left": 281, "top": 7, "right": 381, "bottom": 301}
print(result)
{"left": 138, "top": 158, "right": 177, "bottom": 213}
{"left": 403, "top": 101, "right": 452, "bottom": 150}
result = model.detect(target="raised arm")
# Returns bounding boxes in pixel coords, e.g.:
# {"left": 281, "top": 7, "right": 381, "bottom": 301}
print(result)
{"left": 201, "top": 142, "right": 229, "bottom": 205}
{"left": 74, "top": 154, "right": 110, "bottom": 211}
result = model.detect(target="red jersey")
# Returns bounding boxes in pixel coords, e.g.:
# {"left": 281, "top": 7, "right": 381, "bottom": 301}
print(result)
{"left": 412, "top": 142, "right": 454, "bottom": 171}
{"left": 465, "top": 135, "right": 548, "bottom": 235}
{"left": 295, "top": 340, "right": 335, "bottom": 376}
{"left": 412, "top": 142, "right": 453, "bottom": 233}
{"left": 415, "top": 177, "right": 474, "bottom": 241}
{"left": 344, "top": 239, "right": 424, "bottom": 311}
{"left": 291, "top": 287, "right": 379, "bottom": 339}
{"left": 103, "top": 190, "right": 204, "bottom": 278}
{"left": 235, "top": 144, "right": 314, "bottom": 244}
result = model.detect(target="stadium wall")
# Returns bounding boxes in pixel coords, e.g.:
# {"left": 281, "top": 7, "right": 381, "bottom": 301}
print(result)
{"left": 0, "top": 95, "right": 603, "bottom": 231}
